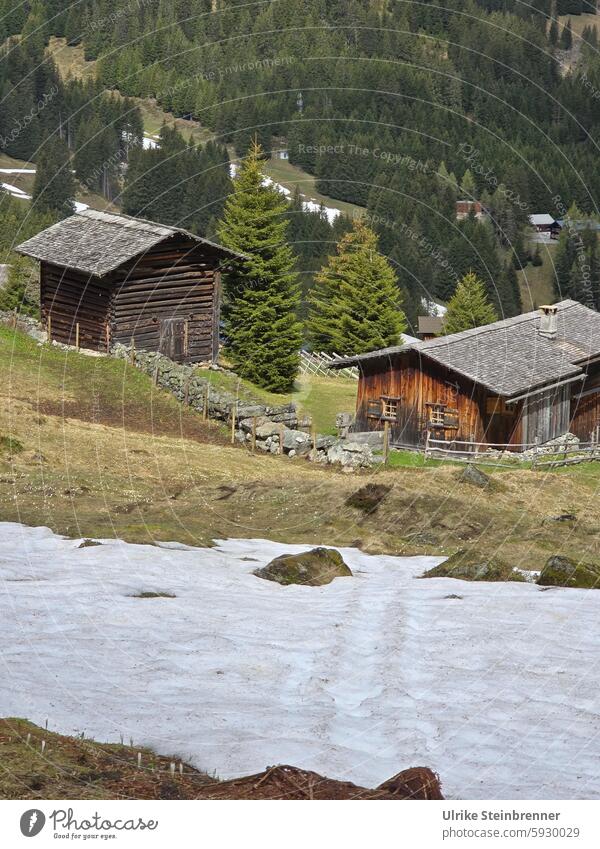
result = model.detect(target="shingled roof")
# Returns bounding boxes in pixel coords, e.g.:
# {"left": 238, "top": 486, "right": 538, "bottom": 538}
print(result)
{"left": 15, "top": 209, "right": 245, "bottom": 277}
{"left": 329, "top": 300, "right": 600, "bottom": 398}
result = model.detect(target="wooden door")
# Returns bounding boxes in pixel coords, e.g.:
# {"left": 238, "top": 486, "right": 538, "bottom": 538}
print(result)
{"left": 159, "top": 318, "right": 187, "bottom": 362}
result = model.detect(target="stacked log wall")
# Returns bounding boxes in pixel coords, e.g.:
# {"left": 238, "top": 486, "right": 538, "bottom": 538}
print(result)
{"left": 41, "top": 262, "right": 111, "bottom": 349}
{"left": 110, "top": 237, "right": 220, "bottom": 363}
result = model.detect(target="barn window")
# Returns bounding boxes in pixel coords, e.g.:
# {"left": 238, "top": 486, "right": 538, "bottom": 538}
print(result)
{"left": 380, "top": 396, "right": 402, "bottom": 420}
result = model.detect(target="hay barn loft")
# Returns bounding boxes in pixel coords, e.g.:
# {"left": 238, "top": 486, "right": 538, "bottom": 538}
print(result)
{"left": 330, "top": 301, "right": 600, "bottom": 449}
{"left": 16, "top": 210, "right": 245, "bottom": 364}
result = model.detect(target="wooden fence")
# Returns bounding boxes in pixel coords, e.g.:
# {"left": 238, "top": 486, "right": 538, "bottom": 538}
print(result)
{"left": 299, "top": 350, "right": 358, "bottom": 380}
{"left": 424, "top": 434, "right": 600, "bottom": 469}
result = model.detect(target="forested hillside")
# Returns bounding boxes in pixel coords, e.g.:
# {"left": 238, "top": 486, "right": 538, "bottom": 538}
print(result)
{"left": 1, "top": 0, "right": 600, "bottom": 324}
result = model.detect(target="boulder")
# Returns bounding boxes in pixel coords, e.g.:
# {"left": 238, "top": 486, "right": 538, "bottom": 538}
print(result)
{"left": 341, "top": 430, "right": 384, "bottom": 448}
{"left": 281, "top": 429, "right": 312, "bottom": 453}
{"left": 538, "top": 555, "right": 600, "bottom": 589}
{"left": 459, "top": 464, "right": 490, "bottom": 488}
{"left": 255, "top": 421, "right": 282, "bottom": 440}
{"left": 422, "top": 549, "right": 526, "bottom": 582}
{"left": 254, "top": 547, "right": 353, "bottom": 586}
{"left": 327, "top": 441, "right": 374, "bottom": 469}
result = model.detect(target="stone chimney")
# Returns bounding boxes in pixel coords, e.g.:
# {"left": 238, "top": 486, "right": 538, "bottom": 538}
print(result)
{"left": 538, "top": 304, "right": 558, "bottom": 340}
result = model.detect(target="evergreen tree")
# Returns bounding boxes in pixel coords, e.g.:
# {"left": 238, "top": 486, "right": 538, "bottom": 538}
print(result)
{"left": 32, "top": 136, "right": 75, "bottom": 218}
{"left": 443, "top": 271, "right": 498, "bottom": 334}
{"left": 560, "top": 19, "right": 573, "bottom": 50}
{"left": 217, "top": 139, "right": 302, "bottom": 392}
{"left": 308, "top": 219, "right": 407, "bottom": 355}
{"left": 549, "top": 17, "right": 559, "bottom": 46}
{"left": 0, "top": 256, "right": 39, "bottom": 316}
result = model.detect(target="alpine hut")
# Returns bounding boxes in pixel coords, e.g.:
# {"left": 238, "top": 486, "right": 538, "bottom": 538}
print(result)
{"left": 329, "top": 301, "right": 600, "bottom": 450}
{"left": 16, "top": 209, "right": 245, "bottom": 363}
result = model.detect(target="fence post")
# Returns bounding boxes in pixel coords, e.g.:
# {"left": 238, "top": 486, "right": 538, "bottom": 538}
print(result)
{"left": 280, "top": 423, "right": 285, "bottom": 455}
{"left": 251, "top": 416, "right": 257, "bottom": 454}
{"left": 231, "top": 400, "right": 237, "bottom": 445}
{"left": 75, "top": 322, "right": 80, "bottom": 351}
{"left": 312, "top": 425, "right": 317, "bottom": 461}
{"left": 105, "top": 323, "right": 110, "bottom": 353}
{"left": 130, "top": 337, "right": 135, "bottom": 365}
{"left": 203, "top": 384, "right": 209, "bottom": 420}
{"left": 424, "top": 427, "right": 431, "bottom": 459}
{"left": 184, "top": 375, "right": 190, "bottom": 405}
{"left": 532, "top": 436, "right": 539, "bottom": 470}
{"left": 383, "top": 420, "right": 390, "bottom": 466}
{"left": 47, "top": 314, "right": 52, "bottom": 342}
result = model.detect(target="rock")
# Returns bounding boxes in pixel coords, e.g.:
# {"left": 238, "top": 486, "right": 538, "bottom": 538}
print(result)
{"left": 254, "top": 547, "right": 352, "bottom": 586}
{"left": 341, "top": 430, "right": 384, "bottom": 448}
{"left": 538, "top": 555, "right": 600, "bottom": 589}
{"left": 346, "top": 483, "right": 391, "bottom": 512}
{"left": 421, "top": 550, "right": 526, "bottom": 582}
{"left": 327, "top": 441, "right": 374, "bottom": 469}
{"left": 282, "top": 429, "right": 312, "bottom": 454}
{"left": 459, "top": 464, "right": 490, "bottom": 488}
{"left": 255, "top": 422, "right": 282, "bottom": 440}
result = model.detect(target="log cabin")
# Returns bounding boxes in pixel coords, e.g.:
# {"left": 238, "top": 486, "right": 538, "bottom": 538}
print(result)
{"left": 330, "top": 301, "right": 600, "bottom": 450}
{"left": 15, "top": 209, "right": 245, "bottom": 363}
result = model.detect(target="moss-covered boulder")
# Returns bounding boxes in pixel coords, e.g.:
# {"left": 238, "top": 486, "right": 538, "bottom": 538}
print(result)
{"left": 538, "top": 555, "right": 600, "bottom": 589}
{"left": 254, "top": 547, "right": 352, "bottom": 586}
{"left": 421, "top": 549, "right": 526, "bottom": 583}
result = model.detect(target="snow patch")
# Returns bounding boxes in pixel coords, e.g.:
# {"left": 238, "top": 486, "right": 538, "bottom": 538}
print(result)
{"left": 1, "top": 521, "right": 598, "bottom": 799}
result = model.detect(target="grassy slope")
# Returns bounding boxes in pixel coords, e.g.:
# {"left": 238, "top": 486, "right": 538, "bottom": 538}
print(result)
{"left": 1, "top": 326, "right": 600, "bottom": 568}
{"left": 0, "top": 718, "right": 212, "bottom": 799}
{"left": 518, "top": 240, "right": 556, "bottom": 311}
{"left": 262, "top": 157, "right": 365, "bottom": 220}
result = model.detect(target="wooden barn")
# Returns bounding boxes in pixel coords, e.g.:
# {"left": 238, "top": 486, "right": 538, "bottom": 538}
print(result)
{"left": 330, "top": 301, "right": 600, "bottom": 450}
{"left": 16, "top": 210, "right": 244, "bottom": 363}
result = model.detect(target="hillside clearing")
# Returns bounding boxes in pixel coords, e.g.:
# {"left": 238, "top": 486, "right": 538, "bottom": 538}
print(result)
{"left": 1, "top": 326, "right": 600, "bottom": 567}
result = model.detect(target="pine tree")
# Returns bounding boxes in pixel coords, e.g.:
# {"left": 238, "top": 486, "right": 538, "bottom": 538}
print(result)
{"left": 32, "top": 136, "right": 75, "bottom": 218}
{"left": 308, "top": 219, "right": 407, "bottom": 355}
{"left": 216, "top": 139, "right": 302, "bottom": 392}
{"left": 549, "top": 17, "right": 559, "bottom": 46}
{"left": 443, "top": 271, "right": 498, "bottom": 334}
{"left": 560, "top": 19, "right": 573, "bottom": 50}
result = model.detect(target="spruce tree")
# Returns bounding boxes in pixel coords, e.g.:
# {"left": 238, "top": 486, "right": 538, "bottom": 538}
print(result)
{"left": 216, "top": 139, "right": 302, "bottom": 392}
{"left": 308, "top": 219, "right": 407, "bottom": 355}
{"left": 32, "top": 136, "right": 75, "bottom": 218}
{"left": 560, "top": 19, "right": 573, "bottom": 50}
{"left": 443, "top": 271, "right": 498, "bottom": 334}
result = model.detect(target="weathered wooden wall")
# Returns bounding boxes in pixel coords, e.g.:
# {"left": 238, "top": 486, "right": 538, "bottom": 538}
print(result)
{"left": 354, "top": 352, "right": 522, "bottom": 448}
{"left": 110, "top": 238, "right": 221, "bottom": 363}
{"left": 521, "top": 384, "right": 571, "bottom": 445}
{"left": 41, "top": 261, "right": 111, "bottom": 349}
{"left": 570, "top": 363, "right": 600, "bottom": 440}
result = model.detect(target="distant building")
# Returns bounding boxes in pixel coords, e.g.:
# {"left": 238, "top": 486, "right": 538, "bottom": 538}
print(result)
{"left": 417, "top": 316, "right": 443, "bottom": 340}
{"left": 529, "top": 214, "right": 561, "bottom": 239}
{"left": 456, "top": 200, "right": 486, "bottom": 220}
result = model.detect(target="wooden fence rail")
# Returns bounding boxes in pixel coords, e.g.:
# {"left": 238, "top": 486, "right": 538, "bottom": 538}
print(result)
{"left": 299, "top": 350, "right": 358, "bottom": 380}
{"left": 424, "top": 433, "right": 600, "bottom": 469}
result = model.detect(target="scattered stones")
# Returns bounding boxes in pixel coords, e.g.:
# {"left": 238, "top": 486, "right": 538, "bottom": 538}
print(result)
{"left": 421, "top": 550, "right": 526, "bottom": 582}
{"left": 538, "top": 555, "right": 600, "bottom": 589}
{"left": 78, "top": 539, "right": 102, "bottom": 548}
{"left": 253, "top": 547, "right": 353, "bottom": 586}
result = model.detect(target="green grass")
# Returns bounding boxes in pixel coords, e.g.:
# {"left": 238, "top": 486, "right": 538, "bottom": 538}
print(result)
{"left": 518, "top": 241, "right": 556, "bottom": 311}
{"left": 262, "top": 156, "right": 365, "bottom": 220}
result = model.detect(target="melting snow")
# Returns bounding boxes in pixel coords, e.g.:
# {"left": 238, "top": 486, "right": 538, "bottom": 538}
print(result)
{"left": 1, "top": 522, "right": 599, "bottom": 799}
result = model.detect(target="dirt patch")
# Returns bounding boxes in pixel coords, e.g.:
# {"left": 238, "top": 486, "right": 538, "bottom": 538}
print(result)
{"left": 36, "top": 399, "right": 226, "bottom": 444}
{"left": 345, "top": 483, "right": 391, "bottom": 512}
{"left": 196, "top": 764, "right": 443, "bottom": 800}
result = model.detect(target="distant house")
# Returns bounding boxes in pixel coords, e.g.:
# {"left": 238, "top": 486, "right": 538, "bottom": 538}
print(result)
{"left": 16, "top": 210, "right": 244, "bottom": 363}
{"left": 329, "top": 301, "right": 600, "bottom": 449}
{"left": 529, "top": 214, "right": 561, "bottom": 239}
{"left": 417, "top": 316, "right": 443, "bottom": 340}
{"left": 456, "top": 200, "right": 486, "bottom": 220}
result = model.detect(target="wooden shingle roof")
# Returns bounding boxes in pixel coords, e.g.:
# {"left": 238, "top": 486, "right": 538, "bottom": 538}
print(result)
{"left": 15, "top": 209, "right": 245, "bottom": 277}
{"left": 330, "top": 300, "right": 600, "bottom": 398}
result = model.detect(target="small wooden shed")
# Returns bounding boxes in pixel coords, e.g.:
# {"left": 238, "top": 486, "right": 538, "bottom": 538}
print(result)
{"left": 16, "top": 210, "right": 244, "bottom": 363}
{"left": 330, "top": 301, "right": 600, "bottom": 449}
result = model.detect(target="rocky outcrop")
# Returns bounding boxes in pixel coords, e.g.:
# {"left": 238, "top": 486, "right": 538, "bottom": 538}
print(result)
{"left": 254, "top": 547, "right": 353, "bottom": 586}
{"left": 422, "top": 549, "right": 526, "bottom": 582}
{"left": 327, "top": 441, "right": 374, "bottom": 469}
{"left": 538, "top": 555, "right": 600, "bottom": 589}
{"left": 459, "top": 464, "right": 490, "bottom": 488}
